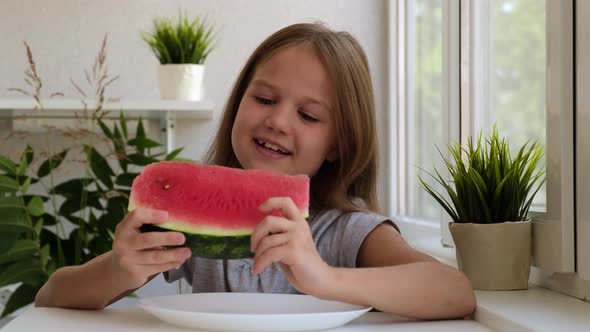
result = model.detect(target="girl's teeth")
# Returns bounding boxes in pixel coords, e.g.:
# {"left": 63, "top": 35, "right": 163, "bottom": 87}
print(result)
{"left": 264, "top": 142, "right": 282, "bottom": 152}
{"left": 257, "top": 139, "right": 287, "bottom": 153}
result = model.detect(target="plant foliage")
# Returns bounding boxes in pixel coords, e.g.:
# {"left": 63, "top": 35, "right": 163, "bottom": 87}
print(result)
{"left": 0, "top": 36, "right": 186, "bottom": 317}
{"left": 142, "top": 12, "right": 215, "bottom": 65}
{"left": 0, "top": 116, "right": 184, "bottom": 317}
{"left": 419, "top": 126, "right": 546, "bottom": 224}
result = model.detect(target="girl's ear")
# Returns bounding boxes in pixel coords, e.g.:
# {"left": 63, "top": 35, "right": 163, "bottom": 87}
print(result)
{"left": 326, "top": 148, "right": 338, "bottom": 162}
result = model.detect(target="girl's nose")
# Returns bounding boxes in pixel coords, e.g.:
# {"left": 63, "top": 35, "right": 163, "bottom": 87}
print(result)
{"left": 264, "top": 104, "right": 293, "bottom": 134}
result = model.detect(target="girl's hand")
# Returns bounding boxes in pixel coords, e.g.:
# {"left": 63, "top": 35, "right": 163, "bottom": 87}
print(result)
{"left": 250, "top": 197, "right": 334, "bottom": 297}
{"left": 110, "top": 208, "right": 192, "bottom": 290}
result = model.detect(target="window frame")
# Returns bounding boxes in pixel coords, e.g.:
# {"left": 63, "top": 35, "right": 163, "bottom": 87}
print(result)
{"left": 534, "top": 0, "right": 575, "bottom": 273}
{"left": 575, "top": 0, "right": 590, "bottom": 281}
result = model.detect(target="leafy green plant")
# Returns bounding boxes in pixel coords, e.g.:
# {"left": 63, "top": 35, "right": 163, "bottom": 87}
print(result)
{"left": 142, "top": 12, "right": 215, "bottom": 64}
{"left": 0, "top": 115, "right": 184, "bottom": 317}
{"left": 0, "top": 36, "right": 186, "bottom": 317}
{"left": 419, "top": 126, "right": 546, "bottom": 224}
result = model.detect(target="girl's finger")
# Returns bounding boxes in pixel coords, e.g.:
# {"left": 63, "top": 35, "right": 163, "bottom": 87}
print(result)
{"left": 136, "top": 247, "right": 192, "bottom": 265}
{"left": 258, "top": 197, "right": 304, "bottom": 221}
{"left": 252, "top": 245, "right": 291, "bottom": 274}
{"left": 250, "top": 215, "right": 292, "bottom": 251}
{"left": 131, "top": 231, "right": 186, "bottom": 250}
{"left": 122, "top": 208, "right": 169, "bottom": 231}
{"left": 145, "top": 260, "right": 190, "bottom": 276}
{"left": 253, "top": 233, "right": 290, "bottom": 258}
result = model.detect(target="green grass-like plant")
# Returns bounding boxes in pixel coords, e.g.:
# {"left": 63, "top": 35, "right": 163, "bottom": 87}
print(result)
{"left": 142, "top": 12, "right": 215, "bottom": 65}
{"left": 419, "top": 126, "right": 546, "bottom": 224}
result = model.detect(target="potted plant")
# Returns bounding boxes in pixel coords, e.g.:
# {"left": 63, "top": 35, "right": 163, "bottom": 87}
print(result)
{"left": 419, "top": 126, "right": 546, "bottom": 290}
{"left": 0, "top": 37, "right": 186, "bottom": 317}
{"left": 142, "top": 12, "right": 215, "bottom": 101}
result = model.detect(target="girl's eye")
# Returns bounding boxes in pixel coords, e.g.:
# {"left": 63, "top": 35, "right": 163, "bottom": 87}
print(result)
{"left": 254, "top": 96, "right": 275, "bottom": 105}
{"left": 299, "top": 111, "right": 318, "bottom": 123}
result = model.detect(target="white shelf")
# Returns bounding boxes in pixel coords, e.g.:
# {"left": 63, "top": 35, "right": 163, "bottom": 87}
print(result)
{"left": 0, "top": 98, "right": 214, "bottom": 120}
{"left": 0, "top": 98, "right": 215, "bottom": 153}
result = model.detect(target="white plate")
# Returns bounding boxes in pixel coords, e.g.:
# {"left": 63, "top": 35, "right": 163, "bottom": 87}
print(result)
{"left": 138, "top": 292, "right": 372, "bottom": 332}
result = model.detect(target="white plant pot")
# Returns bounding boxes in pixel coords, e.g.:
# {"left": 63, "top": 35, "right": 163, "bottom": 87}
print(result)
{"left": 158, "top": 64, "right": 205, "bottom": 101}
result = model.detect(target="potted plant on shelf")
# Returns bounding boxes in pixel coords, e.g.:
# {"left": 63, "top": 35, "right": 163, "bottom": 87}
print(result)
{"left": 142, "top": 12, "right": 216, "bottom": 101}
{"left": 419, "top": 126, "right": 546, "bottom": 290}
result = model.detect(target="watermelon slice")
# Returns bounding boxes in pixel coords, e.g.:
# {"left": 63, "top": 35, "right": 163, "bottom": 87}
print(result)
{"left": 128, "top": 161, "right": 309, "bottom": 259}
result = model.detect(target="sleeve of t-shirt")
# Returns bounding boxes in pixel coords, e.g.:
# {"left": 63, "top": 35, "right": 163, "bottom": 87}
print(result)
{"left": 320, "top": 212, "right": 399, "bottom": 268}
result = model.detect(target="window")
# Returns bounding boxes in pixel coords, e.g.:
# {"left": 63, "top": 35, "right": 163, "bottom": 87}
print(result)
{"left": 391, "top": 0, "right": 583, "bottom": 297}
{"left": 470, "top": 0, "right": 547, "bottom": 209}
{"left": 403, "top": 0, "right": 445, "bottom": 222}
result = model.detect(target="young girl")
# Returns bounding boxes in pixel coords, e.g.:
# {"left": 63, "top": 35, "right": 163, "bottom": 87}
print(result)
{"left": 35, "top": 23, "right": 476, "bottom": 319}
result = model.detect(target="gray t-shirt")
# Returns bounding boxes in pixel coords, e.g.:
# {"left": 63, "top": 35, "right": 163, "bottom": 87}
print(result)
{"left": 164, "top": 208, "right": 398, "bottom": 294}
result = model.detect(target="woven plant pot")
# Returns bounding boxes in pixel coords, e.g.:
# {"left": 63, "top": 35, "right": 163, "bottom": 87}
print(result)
{"left": 449, "top": 221, "right": 532, "bottom": 290}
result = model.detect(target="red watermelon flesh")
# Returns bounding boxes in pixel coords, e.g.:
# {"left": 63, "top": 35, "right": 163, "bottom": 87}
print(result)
{"left": 128, "top": 161, "right": 310, "bottom": 236}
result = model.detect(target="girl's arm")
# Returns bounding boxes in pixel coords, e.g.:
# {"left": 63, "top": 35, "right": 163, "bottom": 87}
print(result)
{"left": 250, "top": 197, "right": 475, "bottom": 320}
{"left": 35, "top": 251, "right": 137, "bottom": 309}
{"left": 35, "top": 208, "right": 191, "bottom": 309}
{"left": 322, "top": 224, "right": 476, "bottom": 320}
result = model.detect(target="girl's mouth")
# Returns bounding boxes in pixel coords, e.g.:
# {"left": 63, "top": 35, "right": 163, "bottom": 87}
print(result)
{"left": 254, "top": 138, "right": 292, "bottom": 157}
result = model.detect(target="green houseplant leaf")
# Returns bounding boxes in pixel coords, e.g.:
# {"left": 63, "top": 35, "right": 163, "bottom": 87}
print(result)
{"left": 0, "top": 175, "right": 19, "bottom": 193}
{"left": 419, "top": 126, "right": 546, "bottom": 224}
{"left": 0, "top": 156, "right": 17, "bottom": 175}
{"left": 127, "top": 153, "right": 159, "bottom": 166}
{"left": 119, "top": 112, "right": 128, "bottom": 139}
{"left": 141, "top": 12, "right": 216, "bottom": 65}
{"left": 115, "top": 173, "right": 140, "bottom": 187}
{"left": 52, "top": 178, "right": 94, "bottom": 198}
{"left": 165, "top": 147, "right": 184, "bottom": 161}
{"left": 85, "top": 145, "right": 115, "bottom": 189}
{"left": 19, "top": 177, "right": 32, "bottom": 194}
{"left": 26, "top": 196, "right": 45, "bottom": 217}
{"left": 0, "top": 240, "right": 38, "bottom": 265}
{"left": 98, "top": 119, "right": 114, "bottom": 139}
{"left": 17, "top": 152, "right": 29, "bottom": 176}
{"left": 0, "top": 196, "right": 32, "bottom": 233}
{"left": 21, "top": 145, "right": 34, "bottom": 166}
{"left": 37, "top": 150, "right": 68, "bottom": 178}
{"left": 127, "top": 137, "right": 161, "bottom": 149}
{"left": 1, "top": 283, "right": 42, "bottom": 317}
{"left": 0, "top": 259, "right": 46, "bottom": 288}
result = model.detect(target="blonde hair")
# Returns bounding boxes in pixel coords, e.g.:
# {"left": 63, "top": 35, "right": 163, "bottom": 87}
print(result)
{"left": 205, "top": 23, "right": 379, "bottom": 213}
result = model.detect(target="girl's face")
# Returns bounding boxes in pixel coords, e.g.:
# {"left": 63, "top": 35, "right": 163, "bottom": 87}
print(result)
{"left": 231, "top": 44, "right": 337, "bottom": 176}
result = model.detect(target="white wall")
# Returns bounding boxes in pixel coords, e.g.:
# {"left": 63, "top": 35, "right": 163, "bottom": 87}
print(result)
{"left": 0, "top": 0, "right": 390, "bottom": 297}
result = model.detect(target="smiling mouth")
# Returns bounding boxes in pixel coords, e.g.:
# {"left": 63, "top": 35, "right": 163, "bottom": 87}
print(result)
{"left": 254, "top": 138, "right": 292, "bottom": 155}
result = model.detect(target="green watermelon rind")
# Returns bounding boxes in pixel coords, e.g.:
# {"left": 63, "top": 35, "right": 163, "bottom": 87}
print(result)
{"left": 139, "top": 211, "right": 311, "bottom": 259}
{"left": 185, "top": 233, "right": 252, "bottom": 259}
{"left": 139, "top": 224, "right": 253, "bottom": 259}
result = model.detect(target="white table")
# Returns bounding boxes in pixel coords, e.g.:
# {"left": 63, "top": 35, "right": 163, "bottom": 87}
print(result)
{"left": 2, "top": 306, "right": 493, "bottom": 332}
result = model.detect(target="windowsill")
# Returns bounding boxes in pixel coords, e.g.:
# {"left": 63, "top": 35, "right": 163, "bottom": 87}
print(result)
{"left": 398, "top": 217, "right": 590, "bottom": 332}
{"left": 474, "top": 287, "right": 590, "bottom": 332}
